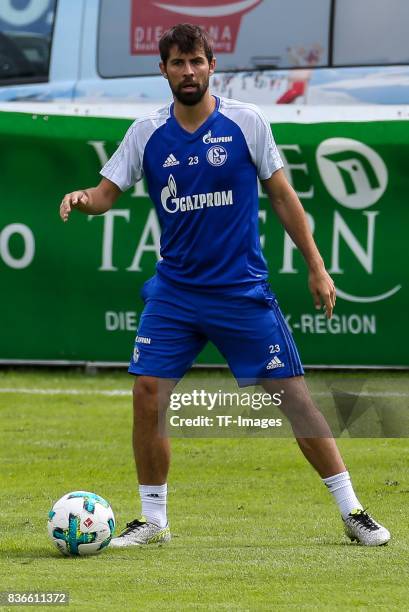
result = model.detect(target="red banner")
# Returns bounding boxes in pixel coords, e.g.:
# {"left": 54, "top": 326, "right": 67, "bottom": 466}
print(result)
{"left": 130, "top": 0, "right": 262, "bottom": 55}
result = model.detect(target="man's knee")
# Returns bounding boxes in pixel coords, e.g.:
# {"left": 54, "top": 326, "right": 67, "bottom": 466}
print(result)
{"left": 262, "top": 376, "right": 316, "bottom": 419}
{"left": 133, "top": 375, "right": 158, "bottom": 397}
{"left": 132, "top": 376, "right": 173, "bottom": 414}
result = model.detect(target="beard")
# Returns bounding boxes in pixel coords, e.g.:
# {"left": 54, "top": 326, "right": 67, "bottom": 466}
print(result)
{"left": 170, "top": 76, "right": 210, "bottom": 106}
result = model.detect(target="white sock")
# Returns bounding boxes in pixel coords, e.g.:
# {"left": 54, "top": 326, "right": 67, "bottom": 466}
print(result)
{"left": 322, "top": 471, "right": 363, "bottom": 519}
{"left": 139, "top": 484, "right": 167, "bottom": 528}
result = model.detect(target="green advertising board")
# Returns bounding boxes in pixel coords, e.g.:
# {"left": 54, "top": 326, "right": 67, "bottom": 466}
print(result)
{"left": 0, "top": 107, "right": 407, "bottom": 366}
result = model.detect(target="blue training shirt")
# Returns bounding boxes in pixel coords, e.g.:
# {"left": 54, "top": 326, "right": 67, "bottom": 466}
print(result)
{"left": 100, "top": 96, "right": 283, "bottom": 288}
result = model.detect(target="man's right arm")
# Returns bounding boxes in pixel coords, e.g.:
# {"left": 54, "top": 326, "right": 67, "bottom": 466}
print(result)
{"left": 59, "top": 177, "right": 121, "bottom": 222}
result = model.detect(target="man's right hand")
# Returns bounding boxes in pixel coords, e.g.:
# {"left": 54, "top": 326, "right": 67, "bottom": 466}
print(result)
{"left": 59, "top": 190, "right": 89, "bottom": 222}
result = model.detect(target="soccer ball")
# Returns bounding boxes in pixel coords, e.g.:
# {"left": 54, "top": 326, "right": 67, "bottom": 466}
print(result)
{"left": 47, "top": 491, "right": 115, "bottom": 556}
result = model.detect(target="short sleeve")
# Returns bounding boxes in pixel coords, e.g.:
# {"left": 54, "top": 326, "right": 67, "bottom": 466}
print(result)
{"left": 255, "top": 110, "right": 283, "bottom": 180}
{"left": 100, "top": 123, "right": 143, "bottom": 192}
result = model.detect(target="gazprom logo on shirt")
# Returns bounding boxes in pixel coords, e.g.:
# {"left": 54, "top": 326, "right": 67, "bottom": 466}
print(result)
{"left": 203, "top": 130, "right": 233, "bottom": 144}
{"left": 160, "top": 174, "right": 234, "bottom": 214}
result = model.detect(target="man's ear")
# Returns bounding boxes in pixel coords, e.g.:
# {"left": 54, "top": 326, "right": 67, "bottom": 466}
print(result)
{"left": 209, "top": 57, "right": 216, "bottom": 77}
{"left": 159, "top": 61, "right": 168, "bottom": 78}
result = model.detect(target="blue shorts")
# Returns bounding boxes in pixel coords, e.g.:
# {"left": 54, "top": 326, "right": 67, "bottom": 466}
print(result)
{"left": 128, "top": 275, "right": 304, "bottom": 386}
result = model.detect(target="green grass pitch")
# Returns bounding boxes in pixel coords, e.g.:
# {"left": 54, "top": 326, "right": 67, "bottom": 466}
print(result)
{"left": 0, "top": 369, "right": 408, "bottom": 610}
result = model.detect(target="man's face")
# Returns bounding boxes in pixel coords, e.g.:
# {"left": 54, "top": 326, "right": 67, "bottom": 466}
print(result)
{"left": 160, "top": 45, "right": 215, "bottom": 106}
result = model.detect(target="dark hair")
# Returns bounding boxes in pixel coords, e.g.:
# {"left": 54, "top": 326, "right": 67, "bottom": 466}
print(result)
{"left": 159, "top": 23, "right": 214, "bottom": 65}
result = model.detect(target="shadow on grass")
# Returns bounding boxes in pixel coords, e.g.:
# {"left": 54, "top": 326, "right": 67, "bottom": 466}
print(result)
{"left": 2, "top": 548, "right": 59, "bottom": 559}
{"left": 1, "top": 539, "right": 389, "bottom": 564}
{"left": 1, "top": 547, "right": 97, "bottom": 561}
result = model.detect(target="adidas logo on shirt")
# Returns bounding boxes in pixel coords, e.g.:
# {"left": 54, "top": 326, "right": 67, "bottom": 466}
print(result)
{"left": 163, "top": 154, "right": 180, "bottom": 167}
{"left": 266, "top": 356, "right": 285, "bottom": 370}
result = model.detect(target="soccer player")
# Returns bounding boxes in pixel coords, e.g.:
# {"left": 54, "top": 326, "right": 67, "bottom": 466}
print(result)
{"left": 59, "top": 24, "right": 390, "bottom": 547}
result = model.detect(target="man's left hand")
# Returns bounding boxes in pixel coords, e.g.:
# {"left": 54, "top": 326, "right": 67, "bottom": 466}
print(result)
{"left": 308, "top": 268, "right": 336, "bottom": 319}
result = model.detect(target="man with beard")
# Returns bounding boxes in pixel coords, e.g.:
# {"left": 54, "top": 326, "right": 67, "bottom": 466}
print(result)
{"left": 59, "top": 24, "right": 390, "bottom": 547}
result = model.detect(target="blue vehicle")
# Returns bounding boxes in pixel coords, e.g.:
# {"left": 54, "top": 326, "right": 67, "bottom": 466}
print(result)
{"left": 0, "top": 0, "right": 408, "bottom": 105}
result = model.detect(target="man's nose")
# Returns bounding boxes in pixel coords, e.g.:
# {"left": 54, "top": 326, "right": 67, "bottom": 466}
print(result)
{"left": 183, "top": 61, "right": 195, "bottom": 76}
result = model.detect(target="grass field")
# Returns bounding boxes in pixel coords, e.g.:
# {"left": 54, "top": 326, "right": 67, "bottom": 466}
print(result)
{"left": 1, "top": 368, "right": 408, "bottom": 611}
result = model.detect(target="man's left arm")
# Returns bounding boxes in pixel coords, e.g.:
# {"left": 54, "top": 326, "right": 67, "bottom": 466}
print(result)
{"left": 261, "top": 168, "right": 336, "bottom": 319}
